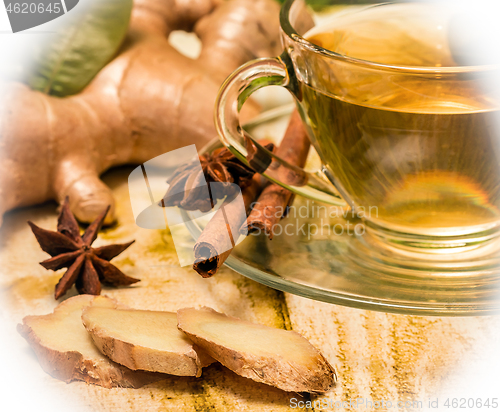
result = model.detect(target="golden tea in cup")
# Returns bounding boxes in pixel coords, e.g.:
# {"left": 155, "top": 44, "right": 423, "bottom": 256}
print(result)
{"left": 216, "top": 0, "right": 500, "bottom": 256}
{"left": 302, "top": 4, "right": 500, "bottom": 237}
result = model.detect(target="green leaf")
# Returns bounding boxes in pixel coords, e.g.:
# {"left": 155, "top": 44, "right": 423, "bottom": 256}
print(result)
{"left": 27, "top": 0, "right": 133, "bottom": 96}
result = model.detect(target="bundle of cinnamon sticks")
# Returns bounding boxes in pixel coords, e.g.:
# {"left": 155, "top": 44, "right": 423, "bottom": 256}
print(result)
{"left": 193, "top": 110, "right": 310, "bottom": 278}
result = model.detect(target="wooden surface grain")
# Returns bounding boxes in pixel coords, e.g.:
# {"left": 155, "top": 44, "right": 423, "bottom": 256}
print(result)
{"left": 1, "top": 168, "right": 499, "bottom": 411}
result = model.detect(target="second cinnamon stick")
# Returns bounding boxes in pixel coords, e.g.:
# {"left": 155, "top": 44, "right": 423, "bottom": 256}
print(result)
{"left": 241, "top": 110, "right": 310, "bottom": 239}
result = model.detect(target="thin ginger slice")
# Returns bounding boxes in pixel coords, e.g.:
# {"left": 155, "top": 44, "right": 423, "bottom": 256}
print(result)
{"left": 17, "top": 295, "right": 163, "bottom": 388}
{"left": 177, "top": 307, "right": 337, "bottom": 393}
{"left": 82, "top": 306, "right": 214, "bottom": 377}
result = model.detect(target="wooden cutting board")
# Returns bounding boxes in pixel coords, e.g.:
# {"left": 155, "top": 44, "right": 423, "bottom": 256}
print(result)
{"left": 1, "top": 167, "right": 498, "bottom": 411}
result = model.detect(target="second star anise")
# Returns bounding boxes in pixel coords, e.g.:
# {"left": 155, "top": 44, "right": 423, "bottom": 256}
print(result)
{"left": 161, "top": 143, "right": 274, "bottom": 212}
{"left": 28, "top": 198, "right": 139, "bottom": 299}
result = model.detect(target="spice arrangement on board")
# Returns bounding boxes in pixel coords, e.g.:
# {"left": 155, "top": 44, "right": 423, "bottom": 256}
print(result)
{"left": 3, "top": 0, "right": 339, "bottom": 400}
{"left": 19, "top": 109, "right": 334, "bottom": 394}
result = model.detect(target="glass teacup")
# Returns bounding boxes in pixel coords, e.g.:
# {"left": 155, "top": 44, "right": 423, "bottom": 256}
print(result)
{"left": 216, "top": 0, "right": 500, "bottom": 261}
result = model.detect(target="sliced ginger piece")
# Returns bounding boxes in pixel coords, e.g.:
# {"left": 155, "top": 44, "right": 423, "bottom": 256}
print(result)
{"left": 82, "top": 306, "right": 214, "bottom": 377}
{"left": 17, "top": 295, "right": 164, "bottom": 388}
{"left": 177, "top": 307, "right": 337, "bottom": 393}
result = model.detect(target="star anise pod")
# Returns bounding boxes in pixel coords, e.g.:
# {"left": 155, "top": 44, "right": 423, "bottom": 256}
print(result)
{"left": 161, "top": 143, "right": 274, "bottom": 212}
{"left": 28, "top": 198, "right": 139, "bottom": 299}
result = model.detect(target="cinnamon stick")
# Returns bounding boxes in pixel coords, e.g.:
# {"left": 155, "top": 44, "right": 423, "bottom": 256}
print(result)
{"left": 241, "top": 110, "right": 310, "bottom": 239}
{"left": 193, "top": 175, "right": 263, "bottom": 278}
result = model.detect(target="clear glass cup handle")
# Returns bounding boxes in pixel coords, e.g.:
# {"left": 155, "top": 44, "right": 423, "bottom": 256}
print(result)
{"left": 215, "top": 56, "right": 348, "bottom": 207}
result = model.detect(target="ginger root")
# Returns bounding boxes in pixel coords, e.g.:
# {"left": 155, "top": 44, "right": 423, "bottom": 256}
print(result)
{"left": 19, "top": 299, "right": 337, "bottom": 392}
{"left": 0, "top": 0, "right": 280, "bottom": 226}
{"left": 17, "top": 295, "right": 165, "bottom": 388}
{"left": 177, "top": 307, "right": 337, "bottom": 393}
{"left": 82, "top": 306, "right": 214, "bottom": 377}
